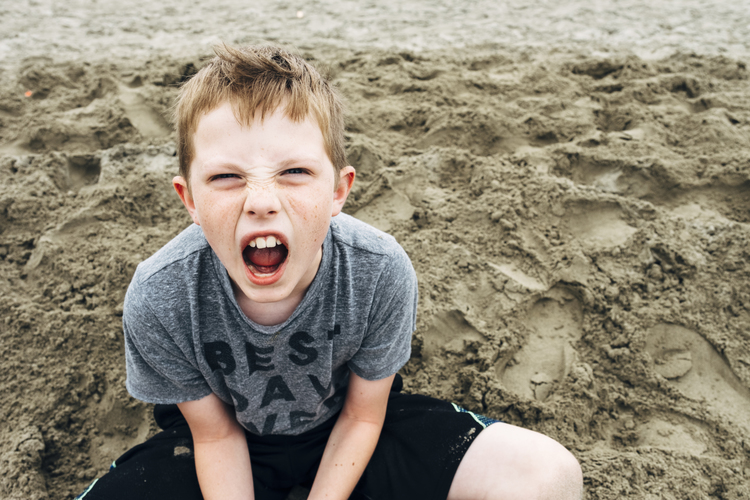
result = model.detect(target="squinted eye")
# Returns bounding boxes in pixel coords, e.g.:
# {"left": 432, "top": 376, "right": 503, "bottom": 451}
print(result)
{"left": 283, "top": 168, "right": 306, "bottom": 175}
{"left": 213, "top": 173, "right": 239, "bottom": 180}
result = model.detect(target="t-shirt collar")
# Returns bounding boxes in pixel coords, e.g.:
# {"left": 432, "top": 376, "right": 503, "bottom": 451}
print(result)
{"left": 209, "top": 224, "right": 334, "bottom": 333}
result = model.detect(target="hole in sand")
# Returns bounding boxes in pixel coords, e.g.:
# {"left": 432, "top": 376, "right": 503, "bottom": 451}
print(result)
{"left": 67, "top": 154, "right": 101, "bottom": 190}
{"left": 563, "top": 200, "right": 637, "bottom": 249}
{"left": 571, "top": 60, "right": 624, "bottom": 80}
{"left": 646, "top": 323, "right": 750, "bottom": 434}
{"left": 498, "top": 286, "right": 583, "bottom": 401}
{"left": 353, "top": 188, "right": 414, "bottom": 233}
{"left": 118, "top": 85, "right": 171, "bottom": 138}
{"left": 530, "top": 130, "right": 559, "bottom": 147}
{"left": 422, "top": 309, "right": 486, "bottom": 360}
{"left": 663, "top": 182, "right": 750, "bottom": 224}
{"left": 556, "top": 154, "right": 662, "bottom": 198}
{"left": 635, "top": 416, "right": 711, "bottom": 455}
{"left": 561, "top": 156, "right": 625, "bottom": 191}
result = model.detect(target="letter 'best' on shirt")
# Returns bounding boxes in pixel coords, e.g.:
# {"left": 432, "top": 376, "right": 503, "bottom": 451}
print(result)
{"left": 123, "top": 213, "right": 417, "bottom": 436}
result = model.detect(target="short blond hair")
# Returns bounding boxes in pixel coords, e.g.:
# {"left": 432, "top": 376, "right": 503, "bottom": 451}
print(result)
{"left": 175, "top": 44, "right": 346, "bottom": 185}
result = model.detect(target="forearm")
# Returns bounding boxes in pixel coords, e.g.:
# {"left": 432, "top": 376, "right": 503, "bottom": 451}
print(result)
{"left": 193, "top": 427, "right": 255, "bottom": 500}
{"left": 307, "top": 411, "right": 384, "bottom": 500}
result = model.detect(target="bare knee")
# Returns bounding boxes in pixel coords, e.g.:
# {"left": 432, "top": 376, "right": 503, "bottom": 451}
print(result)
{"left": 448, "top": 423, "right": 583, "bottom": 500}
{"left": 507, "top": 426, "right": 582, "bottom": 500}
{"left": 537, "top": 439, "right": 583, "bottom": 500}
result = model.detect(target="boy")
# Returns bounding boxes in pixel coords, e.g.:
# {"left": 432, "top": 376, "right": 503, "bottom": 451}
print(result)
{"left": 78, "top": 44, "right": 582, "bottom": 500}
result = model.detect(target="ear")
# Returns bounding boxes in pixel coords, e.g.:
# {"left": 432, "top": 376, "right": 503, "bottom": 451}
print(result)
{"left": 173, "top": 176, "right": 201, "bottom": 226}
{"left": 332, "top": 166, "right": 355, "bottom": 217}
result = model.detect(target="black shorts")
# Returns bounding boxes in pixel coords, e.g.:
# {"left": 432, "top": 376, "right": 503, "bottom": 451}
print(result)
{"left": 76, "top": 376, "right": 498, "bottom": 500}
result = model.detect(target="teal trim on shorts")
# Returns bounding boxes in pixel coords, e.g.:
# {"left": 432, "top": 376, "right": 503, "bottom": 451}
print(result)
{"left": 451, "top": 403, "right": 498, "bottom": 429}
{"left": 74, "top": 478, "right": 99, "bottom": 499}
{"left": 74, "top": 460, "right": 116, "bottom": 499}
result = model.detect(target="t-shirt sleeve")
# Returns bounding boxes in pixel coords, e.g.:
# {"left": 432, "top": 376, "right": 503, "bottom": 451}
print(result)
{"left": 347, "top": 247, "right": 417, "bottom": 380}
{"left": 123, "top": 278, "right": 213, "bottom": 404}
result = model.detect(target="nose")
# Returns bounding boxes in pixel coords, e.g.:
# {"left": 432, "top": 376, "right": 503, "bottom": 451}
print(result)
{"left": 243, "top": 181, "right": 281, "bottom": 217}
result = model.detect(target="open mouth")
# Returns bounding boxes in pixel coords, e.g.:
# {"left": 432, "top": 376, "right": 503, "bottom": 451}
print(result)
{"left": 242, "top": 235, "right": 289, "bottom": 276}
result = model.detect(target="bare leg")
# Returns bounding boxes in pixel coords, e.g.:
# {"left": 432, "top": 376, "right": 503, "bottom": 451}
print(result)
{"left": 447, "top": 423, "right": 583, "bottom": 500}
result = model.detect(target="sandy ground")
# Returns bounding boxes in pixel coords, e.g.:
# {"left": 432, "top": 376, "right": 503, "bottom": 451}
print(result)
{"left": 1, "top": 1, "right": 750, "bottom": 498}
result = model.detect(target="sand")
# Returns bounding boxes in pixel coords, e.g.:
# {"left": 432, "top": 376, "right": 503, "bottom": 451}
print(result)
{"left": 1, "top": 1, "right": 750, "bottom": 498}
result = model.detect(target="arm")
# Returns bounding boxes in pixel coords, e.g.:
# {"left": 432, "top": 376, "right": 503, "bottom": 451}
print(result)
{"left": 308, "top": 371, "right": 394, "bottom": 500}
{"left": 178, "top": 393, "right": 254, "bottom": 500}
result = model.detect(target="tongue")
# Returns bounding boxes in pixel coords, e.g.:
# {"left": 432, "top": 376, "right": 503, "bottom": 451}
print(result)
{"left": 246, "top": 247, "right": 285, "bottom": 268}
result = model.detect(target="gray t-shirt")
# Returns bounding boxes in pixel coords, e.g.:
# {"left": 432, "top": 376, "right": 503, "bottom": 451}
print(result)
{"left": 123, "top": 213, "right": 417, "bottom": 436}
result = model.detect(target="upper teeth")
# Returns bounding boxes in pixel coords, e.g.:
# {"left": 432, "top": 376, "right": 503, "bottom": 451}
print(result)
{"left": 249, "top": 236, "right": 278, "bottom": 249}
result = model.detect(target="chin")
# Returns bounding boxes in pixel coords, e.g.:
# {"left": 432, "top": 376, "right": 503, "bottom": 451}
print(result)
{"left": 241, "top": 281, "right": 295, "bottom": 304}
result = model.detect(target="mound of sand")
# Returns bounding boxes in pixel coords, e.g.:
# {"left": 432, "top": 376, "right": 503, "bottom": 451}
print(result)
{"left": 1, "top": 33, "right": 749, "bottom": 500}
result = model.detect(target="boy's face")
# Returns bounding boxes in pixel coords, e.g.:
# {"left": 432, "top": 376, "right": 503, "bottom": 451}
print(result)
{"left": 173, "top": 101, "right": 354, "bottom": 307}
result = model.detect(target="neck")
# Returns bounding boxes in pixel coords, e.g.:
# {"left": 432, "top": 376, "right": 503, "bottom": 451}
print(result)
{"left": 236, "top": 290, "right": 304, "bottom": 326}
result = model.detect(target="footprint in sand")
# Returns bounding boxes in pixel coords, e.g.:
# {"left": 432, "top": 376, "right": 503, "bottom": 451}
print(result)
{"left": 421, "top": 309, "right": 486, "bottom": 360}
{"left": 118, "top": 84, "right": 171, "bottom": 139}
{"left": 353, "top": 187, "right": 415, "bottom": 233}
{"left": 497, "top": 286, "right": 582, "bottom": 401}
{"left": 563, "top": 200, "right": 637, "bottom": 250}
{"left": 646, "top": 323, "right": 750, "bottom": 435}
{"left": 633, "top": 414, "right": 714, "bottom": 455}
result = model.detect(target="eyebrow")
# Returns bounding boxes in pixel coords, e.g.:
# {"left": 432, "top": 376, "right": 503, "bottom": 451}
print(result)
{"left": 196, "top": 158, "right": 242, "bottom": 173}
{"left": 197, "top": 155, "right": 325, "bottom": 174}
{"left": 277, "top": 156, "right": 324, "bottom": 168}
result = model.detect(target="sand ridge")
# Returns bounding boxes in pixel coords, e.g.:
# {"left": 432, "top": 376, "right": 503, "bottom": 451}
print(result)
{"left": 1, "top": 2, "right": 750, "bottom": 499}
